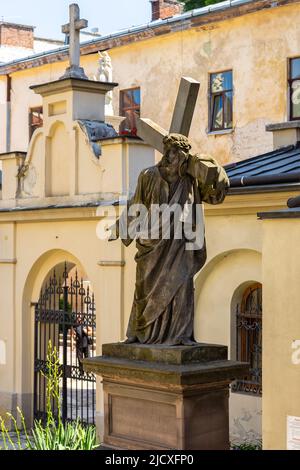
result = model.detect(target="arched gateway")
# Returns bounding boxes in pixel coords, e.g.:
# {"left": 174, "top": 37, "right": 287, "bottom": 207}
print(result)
{"left": 33, "top": 262, "right": 96, "bottom": 425}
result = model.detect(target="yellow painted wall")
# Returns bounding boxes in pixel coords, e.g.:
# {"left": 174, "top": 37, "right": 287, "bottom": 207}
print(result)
{"left": 194, "top": 213, "right": 263, "bottom": 443}
{"left": 0, "top": 215, "right": 127, "bottom": 423}
{"left": 46, "top": 122, "right": 70, "bottom": 196}
{"left": 262, "top": 217, "right": 300, "bottom": 450}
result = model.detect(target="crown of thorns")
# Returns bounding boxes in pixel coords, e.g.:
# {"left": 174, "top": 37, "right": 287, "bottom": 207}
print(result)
{"left": 163, "top": 133, "right": 191, "bottom": 153}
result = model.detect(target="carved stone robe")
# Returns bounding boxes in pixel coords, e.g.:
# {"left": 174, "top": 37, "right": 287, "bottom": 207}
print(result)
{"left": 118, "top": 155, "right": 228, "bottom": 345}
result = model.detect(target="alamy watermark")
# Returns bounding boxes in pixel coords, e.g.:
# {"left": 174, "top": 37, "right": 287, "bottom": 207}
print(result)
{"left": 292, "top": 81, "right": 300, "bottom": 108}
{"left": 291, "top": 340, "right": 300, "bottom": 365}
{"left": 96, "top": 199, "right": 205, "bottom": 251}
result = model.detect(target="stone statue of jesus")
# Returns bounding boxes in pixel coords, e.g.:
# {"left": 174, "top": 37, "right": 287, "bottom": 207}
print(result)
{"left": 111, "top": 133, "right": 229, "bottom": 345}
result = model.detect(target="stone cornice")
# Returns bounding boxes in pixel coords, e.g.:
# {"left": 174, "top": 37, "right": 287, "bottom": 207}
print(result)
{"left": 204, "top": 188, "right": 300, "bottom": 216}
{"left": 0, "top": 151, "right": 26, "bottom": 161}
{"left": 30, "top": 78, "right": 118, "bottom": 97}
{"left": 0, "top": 205, "right": 105, "bottom": 223}
{"left": 0, "top": 187, "right": 297, "bottom": 221}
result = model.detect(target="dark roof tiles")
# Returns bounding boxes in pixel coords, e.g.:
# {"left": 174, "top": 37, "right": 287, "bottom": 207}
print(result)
{"left": 224, "top": 144, "right": 300, "bottom": 187}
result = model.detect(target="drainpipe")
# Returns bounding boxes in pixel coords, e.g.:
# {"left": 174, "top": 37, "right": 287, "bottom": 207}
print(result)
{"left": 6, "top": 74, "right": 11, "bottom": 152}
{"left": 229, "top": 171, "right": 300, "bottom": 188}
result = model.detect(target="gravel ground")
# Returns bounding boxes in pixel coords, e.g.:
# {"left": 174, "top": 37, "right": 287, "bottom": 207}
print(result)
{"left": 0, "top": 432, "right": 29, "bottom": 450}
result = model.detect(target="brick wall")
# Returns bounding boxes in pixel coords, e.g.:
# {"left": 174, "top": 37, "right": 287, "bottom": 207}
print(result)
{"left": 0, "top": 23, "right": 34, "bottom": 49}
{"left": 151, "top": 0, "right": 183, "bottom": 21}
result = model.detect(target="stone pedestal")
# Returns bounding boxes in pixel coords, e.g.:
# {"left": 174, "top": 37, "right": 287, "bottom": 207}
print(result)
{"left": 83, "top": 343, "right": 248, "bottom": 450}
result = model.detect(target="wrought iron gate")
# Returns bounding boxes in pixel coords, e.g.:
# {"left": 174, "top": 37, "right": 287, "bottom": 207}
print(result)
{"left": 34, "top": 264, "right": 96, "bottom": 425}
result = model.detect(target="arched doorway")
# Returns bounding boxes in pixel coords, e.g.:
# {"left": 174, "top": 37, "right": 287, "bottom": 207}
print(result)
{"left": 232, "top": 283, "right": 262, "bottom": 396}
{"left": 33, "top": 262, "right": 96, "bottom": 425}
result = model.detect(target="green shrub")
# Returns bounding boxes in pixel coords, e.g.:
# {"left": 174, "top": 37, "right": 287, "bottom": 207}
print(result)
{"left": 231, "top": 440, "right": 262, "bottom": 450}
{"left": 29, "top": 418, "right": 97, "bottom": 451}
{"left": 181, "top": 0, "right": 224, "bottom": 12}
{"left": 0, "top": 341, "right": 98, "bottom": 451}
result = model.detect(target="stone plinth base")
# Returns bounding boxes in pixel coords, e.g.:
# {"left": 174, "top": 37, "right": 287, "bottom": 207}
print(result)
{"left": 83, "top": 343, "right": 248, "bottom": 450}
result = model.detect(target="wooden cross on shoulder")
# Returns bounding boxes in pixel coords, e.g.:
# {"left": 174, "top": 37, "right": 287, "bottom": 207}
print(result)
{"left": 137, "top": 77, "right": 218, "bottom": 185}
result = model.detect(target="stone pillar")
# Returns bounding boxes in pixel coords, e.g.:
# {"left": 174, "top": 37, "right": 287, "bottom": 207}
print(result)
{"left": 0, "top": 223, "right": 17, "bottom": 425}
{"left": 266, "top": 121, "right": 300, "bottom": 149}
{"left": 0, "top": 152, "right": 26, "bottom": 200}
{"left": 84, "top": 343, "right": 248, "bottom": 450}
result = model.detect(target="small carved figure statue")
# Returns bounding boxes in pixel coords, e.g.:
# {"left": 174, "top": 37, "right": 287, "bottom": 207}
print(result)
{"left": 94, "top": 51, "right": 113, "bottom": 116}
{"left": 16, "top": 162, "right": 29, "bottom": 197}
{"left": 96, "top": 51, "right": 112, "bottom": 82}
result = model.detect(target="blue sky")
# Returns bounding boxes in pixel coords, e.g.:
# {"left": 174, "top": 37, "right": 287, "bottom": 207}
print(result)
{"left": 0, "top": 0, "right": 151, "bottom": 39}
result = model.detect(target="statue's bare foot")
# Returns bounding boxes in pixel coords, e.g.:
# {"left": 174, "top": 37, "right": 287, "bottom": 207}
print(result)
{"left": 123, "top": 337, "right": 137, "bottom": 344}
{"left": 181, "top": 338, "right": 197, "bottom": 346}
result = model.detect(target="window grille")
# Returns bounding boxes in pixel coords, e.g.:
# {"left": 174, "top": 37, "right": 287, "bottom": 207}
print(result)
{"left": 232, "top": 283, "right": 262, "bottom": 396}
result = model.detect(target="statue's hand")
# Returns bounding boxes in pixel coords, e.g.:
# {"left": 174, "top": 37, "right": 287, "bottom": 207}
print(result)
{"left": 107, "top": 222, "right": 119, "bottom": 242}
{"left": 214, "top": 164, "right": 230, "bottom": 193}
{"left": 201, "top": 165, "right": 230, "bottom": 204}
{"left": 192, "top": 154, "right": 229, "bottom": 188}
{"left": 187, "top": 153, "right": 229, "bottom": 203}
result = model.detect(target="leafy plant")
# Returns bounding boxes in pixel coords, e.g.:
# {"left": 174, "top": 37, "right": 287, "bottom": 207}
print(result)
{"left": 0, "top": 406, "right": 35, "bottom": 450}
{"left": 0, "top": 341, "right": 98, "bottom": 451}
{"left": 29, "top": 417, "right": 97, "bottom": 451}
{"left": 59, "top": 298, "right": 72, "bottom": 312}
{"left": 231, "top": 439, "right": 262, "bottom": 450}
{"left": 0, "top": 410, "right": 26, "bottom": 450}
{"left": 181, "top": 0, "right": 223, "bottom": 11}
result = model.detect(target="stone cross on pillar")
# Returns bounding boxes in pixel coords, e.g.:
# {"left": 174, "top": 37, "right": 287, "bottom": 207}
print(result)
{"left": 137, "top": 77, "right": 218, "bottom": 184}
{"left": 61, "top": 3, "right": 88, "bottom": 80}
